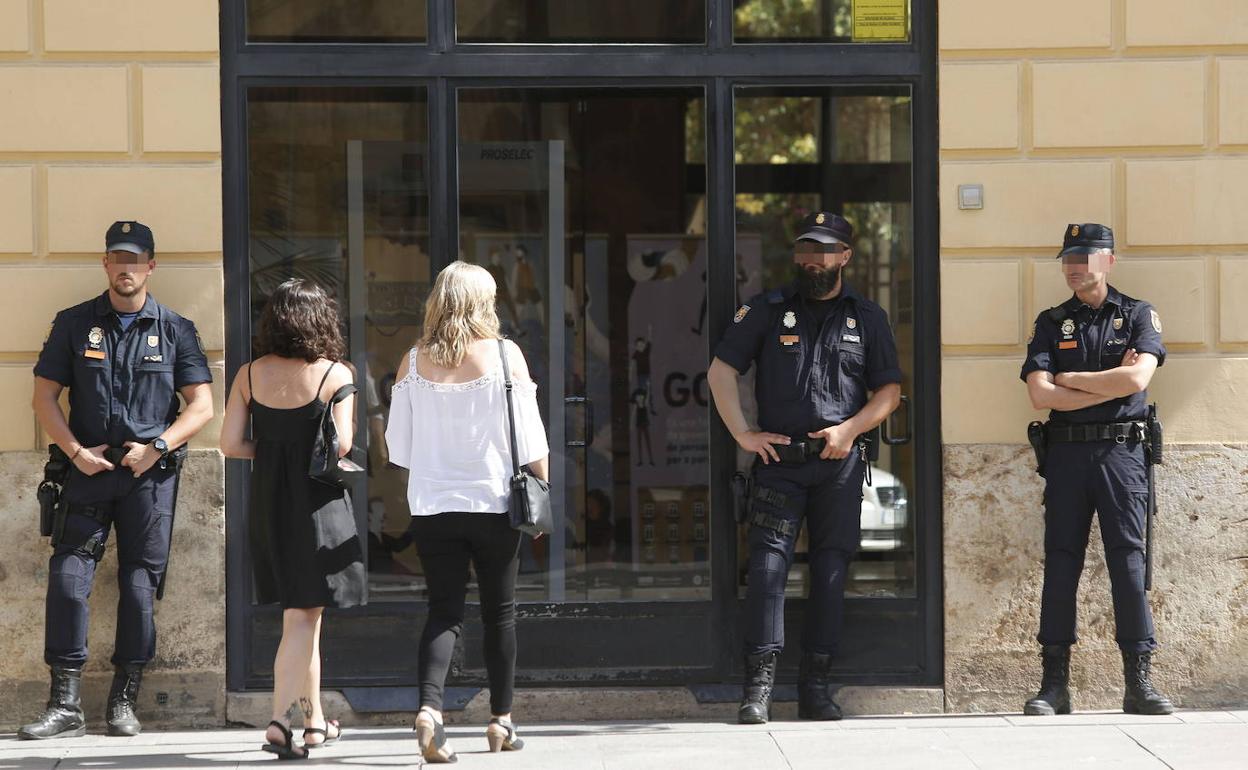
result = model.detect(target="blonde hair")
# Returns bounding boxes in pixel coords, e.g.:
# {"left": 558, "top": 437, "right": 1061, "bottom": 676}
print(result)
{"left": 419, "top": 261, "right": 501, "bottom": 368}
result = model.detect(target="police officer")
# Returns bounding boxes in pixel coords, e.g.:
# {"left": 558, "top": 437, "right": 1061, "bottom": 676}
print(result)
{"left": 708, "top": 212, "right": 902, "bottom": 723}
{"left": 1020, "top": 223, "right": 1173, "bottom": 716}
{"left": 19, "top": 221, "right": 214, "bottom": 739}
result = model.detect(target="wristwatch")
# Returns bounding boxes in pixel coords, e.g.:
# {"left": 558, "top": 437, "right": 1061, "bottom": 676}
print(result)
{"left": 153, "top": 437, "right": 169, "bottom": 457}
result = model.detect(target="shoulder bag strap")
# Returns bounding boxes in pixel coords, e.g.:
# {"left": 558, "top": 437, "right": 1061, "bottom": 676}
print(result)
{"left": 498, "top": 339, "right": 521, "bottom": 478}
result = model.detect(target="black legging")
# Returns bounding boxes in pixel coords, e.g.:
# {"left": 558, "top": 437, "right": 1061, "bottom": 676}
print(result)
{"left": 410, "top": 512, "right": 523, "bottom": 715}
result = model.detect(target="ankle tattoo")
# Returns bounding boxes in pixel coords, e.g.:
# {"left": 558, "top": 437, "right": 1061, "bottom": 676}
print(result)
{"left": 284, "top": 702, "right": 300, "bottom": 723}
{"left": 299, "top": 698, "right": 313, "bottom": 721}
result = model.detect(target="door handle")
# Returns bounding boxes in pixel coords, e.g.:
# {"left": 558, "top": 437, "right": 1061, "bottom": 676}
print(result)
{"left": 883, "top": 394, "right": 912, "bottom": 446}
{"left": 565, "top": 396, "right": 594, "bottom": 448}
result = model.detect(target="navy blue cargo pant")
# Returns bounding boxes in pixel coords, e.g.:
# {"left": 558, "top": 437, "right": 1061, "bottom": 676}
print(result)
{"left": 743, "top": 452, "right": 864, "bottom": 657}
{"left": 45, "top": 463, "right": 178, "bottom": 667}
{"left": 1039, "top": 439, "right": 1156, "bottom": 652}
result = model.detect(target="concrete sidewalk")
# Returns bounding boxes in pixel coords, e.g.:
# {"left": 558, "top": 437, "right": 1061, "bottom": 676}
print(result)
{"left": 2, "top": 710, "right": 1246, "bottom": 769}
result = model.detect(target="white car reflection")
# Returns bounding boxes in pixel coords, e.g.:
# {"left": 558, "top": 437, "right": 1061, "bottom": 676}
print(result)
{"left": 860, "top": 468, "right": 908, "bottom": 552}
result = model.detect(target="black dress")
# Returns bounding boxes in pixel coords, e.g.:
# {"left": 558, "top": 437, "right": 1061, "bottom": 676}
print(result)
{"left": 247, "top": 361, "right": 366, "bottom": 609}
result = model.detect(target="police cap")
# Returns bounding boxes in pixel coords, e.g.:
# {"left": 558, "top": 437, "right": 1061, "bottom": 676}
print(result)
{"left": 1058, "top": 222, "right": 1113, "bottom": 258}
{"left": 105, "top": 220, "right": 155, "bottom": 256}
{"left": 795, "top": 211, "right": 853, "bottom": 246}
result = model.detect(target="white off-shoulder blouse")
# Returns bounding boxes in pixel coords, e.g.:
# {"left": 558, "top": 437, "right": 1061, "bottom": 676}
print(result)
{"left": 384, "top": 344, "right": 550, "bottom": 517}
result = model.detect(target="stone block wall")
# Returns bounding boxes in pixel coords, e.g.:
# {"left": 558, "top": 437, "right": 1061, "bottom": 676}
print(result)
{"left": 939, "top": 0, "right": 1248, "bottom": 710}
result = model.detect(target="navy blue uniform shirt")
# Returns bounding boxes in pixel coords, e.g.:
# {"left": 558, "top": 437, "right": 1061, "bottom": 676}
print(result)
{"left": 715, "top": 282, "right": 902, "bottom": 437}
{"left": 1020, "top": 285, "right": 1165, "bottom": 425}
{"left": 35, "top": 292, "right": 212, "bottom": 447}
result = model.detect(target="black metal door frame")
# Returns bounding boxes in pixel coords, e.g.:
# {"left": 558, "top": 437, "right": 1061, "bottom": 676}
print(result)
{"left": 221, "top": 0, "right": 941, "bottom": 692}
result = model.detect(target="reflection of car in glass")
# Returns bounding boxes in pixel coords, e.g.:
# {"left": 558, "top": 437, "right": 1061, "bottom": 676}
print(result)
{"left": 859, "top": 468, "right": 908, "bottom": 552}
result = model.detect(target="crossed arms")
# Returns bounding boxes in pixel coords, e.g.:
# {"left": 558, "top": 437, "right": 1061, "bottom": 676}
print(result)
{"left": 1025, "top": 348, "right": 1158, "bottom": 412}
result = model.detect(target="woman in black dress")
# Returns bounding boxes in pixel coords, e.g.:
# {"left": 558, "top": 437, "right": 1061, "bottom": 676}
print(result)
{"left": 221, "top": 279, "right": 365, "bottom": 759}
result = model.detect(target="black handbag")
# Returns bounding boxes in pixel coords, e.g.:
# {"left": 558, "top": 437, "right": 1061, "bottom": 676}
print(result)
{"left": 309, "top": 382, "right": 366, "bottom": 488}
{"left": 498, "top": 339, "right": 553, "bottom": 537}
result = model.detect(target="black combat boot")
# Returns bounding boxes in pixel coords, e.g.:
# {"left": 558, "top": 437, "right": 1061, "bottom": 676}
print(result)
{"left": 1121, "top": 651, "right": 1174, "bottom": 715}
{"left": 797, "top": 653, "right": 843, "bottom": 720}
{"left": 106, "top": 664, "right": 144, "bottom": 736}
{"left": 737, "top": 651, "right": 778, "bottom": 725}
{"left": 1023, "top": 645, "right": 1072, "bottom": 716}
{"left": 17, "top": 667, "right": 87, "bottom": 740}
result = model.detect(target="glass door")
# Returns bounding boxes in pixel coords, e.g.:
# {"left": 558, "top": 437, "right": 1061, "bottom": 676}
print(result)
{"left": 454, "top": 87, "right": 723, "bottom": 680}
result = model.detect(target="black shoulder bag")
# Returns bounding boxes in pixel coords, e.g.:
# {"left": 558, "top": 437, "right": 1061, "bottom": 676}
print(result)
{"left": 309, "top": 381, "right": 366, "bottom": 488}
{"left": 498, "top": 339, "right": 553, "bottom": 537}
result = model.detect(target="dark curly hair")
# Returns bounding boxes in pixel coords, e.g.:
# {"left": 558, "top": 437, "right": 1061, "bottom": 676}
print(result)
{"left": 255, "top": 279, "right": 346, "bottom": 363}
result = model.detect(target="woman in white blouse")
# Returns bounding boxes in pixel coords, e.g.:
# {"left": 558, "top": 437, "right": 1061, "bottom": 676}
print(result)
{"left": 385, "top": 261, "right": 549, "bottom": 762}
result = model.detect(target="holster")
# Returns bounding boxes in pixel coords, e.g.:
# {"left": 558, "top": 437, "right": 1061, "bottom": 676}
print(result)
{"left": 38, "top": 445, "right": 72, "bottom": 538}
{"left": 1027, "top": 421, "right": 1047, "bottom": 477}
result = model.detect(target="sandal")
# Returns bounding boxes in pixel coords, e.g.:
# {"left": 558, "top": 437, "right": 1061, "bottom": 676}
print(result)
{"left": 486, "top": 717, "right": 525, "bottom": 752}
{"left": 414, "top": 711, "right": 457, "bottom": 763}
{"left": 261, "top": 720, "right": 309, "bottom": 760}
{"left": 303, "top": 718, "right": 341, "bottom": 748}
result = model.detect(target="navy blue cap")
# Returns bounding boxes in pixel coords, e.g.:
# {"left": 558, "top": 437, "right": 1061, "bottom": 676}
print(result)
{"left": 1058, "top": 222, "right": 1113, "bottom": 258}
{"left": 105, "top": 220, "right": 155, "bottom": 256}
{"left": 795, "top": 211, "right": 853, "bottom": 246}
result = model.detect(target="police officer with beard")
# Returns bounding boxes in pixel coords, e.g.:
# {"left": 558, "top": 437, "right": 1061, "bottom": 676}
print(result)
{"left": 708, "top": 212, "right": 902, "bottom": 723}
{"left": 20, "top": 221, "right": 214, "bottom": 740}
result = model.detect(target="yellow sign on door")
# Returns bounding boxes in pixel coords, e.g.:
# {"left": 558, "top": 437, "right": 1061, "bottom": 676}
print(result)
{"left": 852, "top": 0, "right": 909, "bottom": 42}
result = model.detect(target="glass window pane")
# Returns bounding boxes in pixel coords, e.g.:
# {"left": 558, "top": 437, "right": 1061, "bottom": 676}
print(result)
{"left": 458, "top": 87, "right": 709, "bottom": 602}
{"left": 247, "top": 0, "right": 427, "bottom": 43}
{"left": 247, "top": 87, "right": 430, "bottom": 601}
{"left": 457, "top": 1, "right": 704, "bottom": 44}
{"left": 734, "top": 0, "right": 911, "bottom": 43}
{"left": 733, "top": 86, "right": 915, "bottom": 599}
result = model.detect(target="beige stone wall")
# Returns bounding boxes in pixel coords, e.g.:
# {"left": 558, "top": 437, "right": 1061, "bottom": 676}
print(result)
{"left": 940, "top": 0, "right": 1248, "bottom": 710}
{"left": 0, "top": 0, "right": 225, "bottom": 728}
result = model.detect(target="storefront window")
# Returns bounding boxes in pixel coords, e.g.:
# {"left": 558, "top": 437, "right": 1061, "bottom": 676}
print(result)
{"left": 247, "top": 0, "right": 427, "bottom": 43}
{"left": 456, "top": 88, "right": 710, "bottom": 601}
{"left": 247, "top": 86, "right": 430, "bottom": 602}
{"left": 457, "top": 1, "right": 704, "bottom": 44}
{"left": 734, "top": 0, "right": 911, "bottom": 43}
{"left": 734, "top": 86, "right": 916, "bottom": 599}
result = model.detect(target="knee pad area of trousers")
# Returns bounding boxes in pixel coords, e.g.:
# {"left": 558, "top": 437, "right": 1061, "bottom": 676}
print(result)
{"left": 750, "top": 550, "right": 789, "bottom": 591}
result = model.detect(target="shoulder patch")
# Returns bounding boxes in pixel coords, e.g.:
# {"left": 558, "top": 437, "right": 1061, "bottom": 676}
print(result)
{"left": 1027, "top": 323, "right": 1036, "bottom": 344}
{"left": 1150, "top": 309, "right": 1162, "bottom": 334}
{"left": 733, "top": 305, "right": 750, "bottom": 324}
{"left": 196, "top": 332, "right": 206, "bottom": 355}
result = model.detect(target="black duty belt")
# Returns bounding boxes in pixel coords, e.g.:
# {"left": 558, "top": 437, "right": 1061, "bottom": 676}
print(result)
{"left": 772, "top": 437, "right": 828, "bottom": 465}
{"left": 1047, "top": 421, "right": 1145, "bottom": 445}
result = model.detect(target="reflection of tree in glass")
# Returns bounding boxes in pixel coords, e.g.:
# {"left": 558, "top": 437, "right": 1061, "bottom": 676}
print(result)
{"left": 733, "top": 0, "right": 851, "bottom": 40}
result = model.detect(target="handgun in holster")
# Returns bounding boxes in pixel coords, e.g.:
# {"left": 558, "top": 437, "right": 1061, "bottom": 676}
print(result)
{"left": 38, "top": 445, "right": 72, "bottom": 538}
{"left": 1027, "top": 421, "right": 1048, "bottom": 477}
{"left": 732, "top": 471, "right": 752, "bottom": 525}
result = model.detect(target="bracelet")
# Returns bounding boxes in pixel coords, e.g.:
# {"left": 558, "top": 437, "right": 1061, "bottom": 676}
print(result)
{"left": 69, "top": 445, "right": 82, "bottom": 461}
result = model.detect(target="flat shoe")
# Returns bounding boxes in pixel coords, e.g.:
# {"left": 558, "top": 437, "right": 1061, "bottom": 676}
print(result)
{"left": 303, "top": 718, "right": 341, "bottom": 748}
{"left": 261, "top": 720, "right": 308, "bottom": 761}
